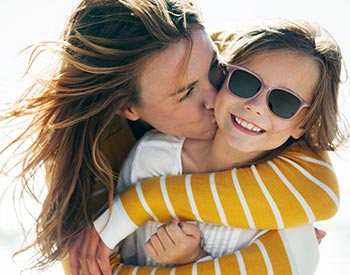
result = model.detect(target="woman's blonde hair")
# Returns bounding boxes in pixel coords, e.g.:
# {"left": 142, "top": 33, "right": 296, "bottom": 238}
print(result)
{"left": 219, "top": 18, "right": 347, "bottom": 163}
{"left": 1, "top": 0, "right": 203, "bottom": 269}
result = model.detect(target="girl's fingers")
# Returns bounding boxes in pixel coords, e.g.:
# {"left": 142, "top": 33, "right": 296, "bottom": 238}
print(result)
{"left": 179, "top": 221, "right": 201, "bottom": 239}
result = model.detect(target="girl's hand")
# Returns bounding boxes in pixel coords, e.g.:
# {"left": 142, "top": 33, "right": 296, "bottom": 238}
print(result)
{"left": 145, "top": 219, "right": 207, "bottom": 265}
{"left": 69, "top": 223, "right": 112, "bottom": 275}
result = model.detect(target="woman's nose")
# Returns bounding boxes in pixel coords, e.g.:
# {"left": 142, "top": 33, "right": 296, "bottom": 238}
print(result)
{"left": 203, "top": 84, "right": 217, "bottom": 110}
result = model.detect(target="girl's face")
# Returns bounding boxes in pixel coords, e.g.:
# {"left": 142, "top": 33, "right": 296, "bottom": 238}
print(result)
{"left": 123, "top": 29, "right": 224, "bottom": 140}
{"left": 214, "top": 51, "right": 319, "bottom": 156}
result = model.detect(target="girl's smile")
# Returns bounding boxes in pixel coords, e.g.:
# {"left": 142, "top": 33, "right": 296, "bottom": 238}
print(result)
{"left": 231, "top": 115, "right": 265, "bottom": 135}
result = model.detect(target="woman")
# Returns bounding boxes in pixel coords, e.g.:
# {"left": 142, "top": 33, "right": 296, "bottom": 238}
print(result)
{"left": 0, "top": 0, "right": 237, "bottom": 273}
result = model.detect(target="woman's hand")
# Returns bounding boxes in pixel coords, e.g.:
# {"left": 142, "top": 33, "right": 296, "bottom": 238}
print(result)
{"left": 69, "top": 223, "right": 112, "bottom": 275}
{"left": 145, "top": 219, "right": 207, "bottom": 265}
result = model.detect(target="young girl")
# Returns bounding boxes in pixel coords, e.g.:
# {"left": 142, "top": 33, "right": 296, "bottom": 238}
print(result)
{"left": 90, "top": 18, "right": 346, "bottom": 275}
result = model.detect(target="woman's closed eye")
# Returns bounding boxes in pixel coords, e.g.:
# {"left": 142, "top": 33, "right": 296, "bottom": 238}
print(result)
{"left": 179, "top": 86, "right": 195, "bottom": 102}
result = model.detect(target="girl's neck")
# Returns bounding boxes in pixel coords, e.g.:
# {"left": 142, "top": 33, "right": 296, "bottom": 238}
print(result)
{"left": 181, "top": 130, "right": 262, "bottom": 173}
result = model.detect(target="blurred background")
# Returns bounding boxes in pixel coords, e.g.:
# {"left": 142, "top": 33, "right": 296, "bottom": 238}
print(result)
{"left": 0, "top": 0, "right": 349, "bottom": 274}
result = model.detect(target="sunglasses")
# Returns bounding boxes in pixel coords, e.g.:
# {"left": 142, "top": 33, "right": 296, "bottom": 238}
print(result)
{"left": 224, "top": 65, "right": 311, "bottom": 119}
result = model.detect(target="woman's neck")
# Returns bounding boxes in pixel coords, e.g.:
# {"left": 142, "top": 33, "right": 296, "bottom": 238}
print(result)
{"left": 181, "top": 130, "right": 263, "bottom": 173}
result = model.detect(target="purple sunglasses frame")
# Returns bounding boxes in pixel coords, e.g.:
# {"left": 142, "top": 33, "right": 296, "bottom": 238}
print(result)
{"left": 224, "top": 64, "right": 311, "bottom": 120}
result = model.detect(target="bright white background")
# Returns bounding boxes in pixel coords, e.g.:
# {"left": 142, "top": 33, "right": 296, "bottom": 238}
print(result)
{"left": 0, "top": 0, "right": 349, "bottom": 274}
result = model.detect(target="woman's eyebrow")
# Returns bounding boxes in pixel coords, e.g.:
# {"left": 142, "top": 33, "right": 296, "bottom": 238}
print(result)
{"left": 171, "top": 81, "right": 198, "bottom": 96}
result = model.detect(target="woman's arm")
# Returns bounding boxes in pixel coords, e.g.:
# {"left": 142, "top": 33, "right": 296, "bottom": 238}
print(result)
{"left": 96, "top": 144, "right": 339, "bottom": 248}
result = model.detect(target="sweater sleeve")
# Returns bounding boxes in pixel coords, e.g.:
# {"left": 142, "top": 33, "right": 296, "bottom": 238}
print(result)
{"left": 96, "top": 144, "right": 339, "bottom": 248}
{"left": 112, "top": 224, "right": 319, "bottom": 275}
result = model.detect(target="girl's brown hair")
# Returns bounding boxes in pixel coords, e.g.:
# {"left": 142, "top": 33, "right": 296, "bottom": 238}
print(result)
{"left": 1, "top": 0, "right": 204, "bottom": 269}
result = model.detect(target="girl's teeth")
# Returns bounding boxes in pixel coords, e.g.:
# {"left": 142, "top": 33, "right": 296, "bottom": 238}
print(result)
{"left": 235, "top": 117, "right": 263, "bottom": 132}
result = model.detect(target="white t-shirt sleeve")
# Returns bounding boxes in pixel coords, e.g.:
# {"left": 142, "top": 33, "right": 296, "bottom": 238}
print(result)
{"left": 117, "top": 130, "right": 184, "bottom": 191}
{"left": 94, "top": 130, "right": 184, "bottom": 249}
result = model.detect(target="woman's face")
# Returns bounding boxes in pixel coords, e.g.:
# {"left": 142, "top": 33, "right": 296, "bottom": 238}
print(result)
{"left": 214, "top": 51, "right": 319, "bottom": 156}
{"left": 124, "top": 29, "right": 224, "bottom": 140}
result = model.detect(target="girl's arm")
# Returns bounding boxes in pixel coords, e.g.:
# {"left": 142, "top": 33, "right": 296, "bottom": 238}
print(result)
{"left": 112, "top": 225, "right": 319, "bottom": 275}
{"left": 95, "top": 144, "right": 339, "bottom": 248}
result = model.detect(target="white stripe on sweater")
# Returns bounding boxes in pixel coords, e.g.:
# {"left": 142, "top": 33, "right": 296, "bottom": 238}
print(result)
{"left": 210, "top": 172, "right": 229, "bottom": 226}
{"left": 294, "top": 155, "right": 335, "bottom": 172}
{"left": 236, "top": 251, "right": 247, "bottom": 275}
{"left": 150, "top": 267, "right": 158, "bottom": 275}
{"left": 231, "top": 169, "right": 256, "bottom": 228}
{"left": 130, "top": 266, "right": 139, "bottom": 275}
{"left": 278, "top": 156, "right": 339, "bottom": 208}
{"left": 214, "top": 258, "right": 221, "bottom": 275}
{"left": 136, "top": 181, "right": 159, "bottom": 222}
{"left": 268, "top": 161, "right": 315, "bottom": 223}
{"left": 251, "top": 165, "right": 284, "bottom": 228}
{"left": 160, "top": 176, "right": 177, "bottom": 219}
{"left": 185, "top": 174, "right": 203, "bottom": 222}
{"left": 192, "top": 262, "right": 198, "bottom": 275}
{"left": 255, "top": 239, "right": 273, "bottom": 275}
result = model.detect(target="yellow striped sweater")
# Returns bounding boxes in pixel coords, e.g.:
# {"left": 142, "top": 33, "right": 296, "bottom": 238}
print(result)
{"left": 97, "top": 144, "right": 338, "bottom": 247}
{"left": 94, "top": 144, "right": 338, "bottom": 275}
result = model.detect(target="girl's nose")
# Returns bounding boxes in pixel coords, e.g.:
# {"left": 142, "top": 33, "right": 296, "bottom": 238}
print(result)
{"left": 243, "top": 88, "right": 268, "bottom": 116}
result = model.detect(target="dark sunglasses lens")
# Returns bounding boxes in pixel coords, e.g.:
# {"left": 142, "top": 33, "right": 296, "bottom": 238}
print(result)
{"left": 209, "top": 62, "right": 226, "bottom": 91}
{"left": 229, "top": 69, "right": 261, "bottom": 98}
{"left": 268, "top": 89, "right": 301, "bottom": 119}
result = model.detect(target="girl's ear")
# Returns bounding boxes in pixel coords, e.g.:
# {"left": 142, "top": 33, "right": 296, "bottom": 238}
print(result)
{"left": 118, "top": 106, "right": 140, "bottom": 121}
{"left": 291, "top": 126, "right": 307, "bottom": 139}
